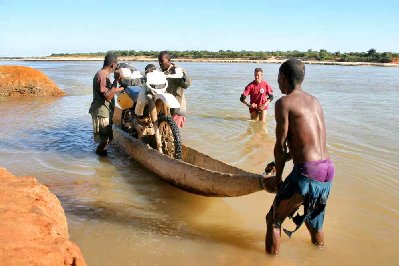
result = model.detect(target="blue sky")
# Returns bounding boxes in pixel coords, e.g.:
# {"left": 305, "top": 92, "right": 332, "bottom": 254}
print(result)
{"left": 0, "top": 0, "right": 398, "bottom": 56}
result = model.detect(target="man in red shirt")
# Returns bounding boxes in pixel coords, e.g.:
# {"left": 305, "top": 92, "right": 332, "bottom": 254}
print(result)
{"left": 240, "top": 68, "right": 273, "bottom": 122}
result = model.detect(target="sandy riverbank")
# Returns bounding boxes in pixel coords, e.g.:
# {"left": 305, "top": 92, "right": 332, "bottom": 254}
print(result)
{"left": 2, "top": 56, "right": 399, "bottom": 67}
{"left": 0, "top": 168, "right": 86, "bottom": 265}
{"left": 0, "top": 65, "right": 65, "bottom": 97}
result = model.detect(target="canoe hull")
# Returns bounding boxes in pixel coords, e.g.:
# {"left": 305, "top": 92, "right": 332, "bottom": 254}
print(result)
{"left": 112, "top": 107, "right": 263, "bottom": 197}
{"left": 112, "top": 126, "right": 263, "bottom": 197}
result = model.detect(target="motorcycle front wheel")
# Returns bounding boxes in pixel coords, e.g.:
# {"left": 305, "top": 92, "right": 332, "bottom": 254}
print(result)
{"left": 158, "top": 115, "right": 182, "bottom": 159}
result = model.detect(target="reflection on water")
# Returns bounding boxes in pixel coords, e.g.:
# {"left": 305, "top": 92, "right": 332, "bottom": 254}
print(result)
{"left": 0, "top": 61, "right": 399, "bottom": 265}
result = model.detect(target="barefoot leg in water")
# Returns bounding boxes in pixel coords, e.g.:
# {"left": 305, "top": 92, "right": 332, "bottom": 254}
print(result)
{"left": 250, "top": 111, "right": 259, "bottom": 121}
{"left": 259, "top": 110, "right": 267, "bottom": 123}
{"left": 305, "top": 221, "right": 325, "bottom": 246}
{"left": 265, "top": 193, "right": 304, "bottom": 255}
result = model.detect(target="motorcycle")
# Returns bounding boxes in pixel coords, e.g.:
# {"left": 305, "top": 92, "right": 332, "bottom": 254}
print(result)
{"left": 116, "top": 65, "right": 183, "bottom": 159}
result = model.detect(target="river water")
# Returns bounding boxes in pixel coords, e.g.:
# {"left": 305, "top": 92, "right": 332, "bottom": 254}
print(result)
{"left": 0, "top": 61, "right": 398, "bottom": 265}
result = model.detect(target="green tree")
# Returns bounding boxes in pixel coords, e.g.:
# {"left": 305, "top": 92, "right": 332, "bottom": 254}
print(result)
{"left": 318, "top": 49, "right": 328, "bottom": 61}
{"left": 367, "top": 48, "right": 377, "bottom": 56}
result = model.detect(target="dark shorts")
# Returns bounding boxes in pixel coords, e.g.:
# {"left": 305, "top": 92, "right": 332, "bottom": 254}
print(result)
{"left": 249, "top": 107, "right": 267, "bottom": 114}
{"left": 269, "top": 166, "right": 333, "bottom": 236}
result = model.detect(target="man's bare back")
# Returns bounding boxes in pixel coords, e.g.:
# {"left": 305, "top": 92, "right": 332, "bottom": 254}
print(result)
{"left": 277, "top": 88, "right": 329, "bottom": 164}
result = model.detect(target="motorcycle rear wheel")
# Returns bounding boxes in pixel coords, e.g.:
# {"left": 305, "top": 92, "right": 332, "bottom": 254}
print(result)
{"left": 121, "top": 109, "right": 138, "bottom": 138}
{"left": 121, "top": 109, "right": 130, "bottom": 131}
{"left": 158, "top": 115, "right": 182, "bottom": 159}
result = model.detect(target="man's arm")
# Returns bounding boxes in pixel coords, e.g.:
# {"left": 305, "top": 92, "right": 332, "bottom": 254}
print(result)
{"left": 240, "top": 84, "right": 256, "bottom": 108}
{"left": 259, "top": 95, "right": 273, "bottom": 110}
{"left": 274, "top": 98, "right": 290, "bottom": 182}
{"left": 266, "top": 93, "right": 274, "bottom": 105}
{"left": 180, "top": 69, "right": 191, "bottom": 88}
{"left": 240, "top": 94, "right": 252, "bottom": 108}
{"left": 173, "top": 68, "right": 191, "bottom": 89}
{"left": 104, "top": 79, "right": 123, "bottom": 102}
{"left": 101, "top": 72, "right": 123, "bottom": 102}
{"left": 259, "top": 84, "right": 274, "bottom": 110}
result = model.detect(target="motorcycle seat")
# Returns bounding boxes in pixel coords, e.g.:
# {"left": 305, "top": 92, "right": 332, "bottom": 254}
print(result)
{"left": 125, "top": 86, "right": 141, "bottom": 102}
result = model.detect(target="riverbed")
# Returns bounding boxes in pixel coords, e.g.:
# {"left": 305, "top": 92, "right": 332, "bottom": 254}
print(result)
{"left": 0, "top": 61, "right": 398, "bottom": 265}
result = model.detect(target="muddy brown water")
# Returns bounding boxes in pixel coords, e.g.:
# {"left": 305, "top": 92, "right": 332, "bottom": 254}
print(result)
{"left": 0, "top": 61, "right": 398, "bottom": 265}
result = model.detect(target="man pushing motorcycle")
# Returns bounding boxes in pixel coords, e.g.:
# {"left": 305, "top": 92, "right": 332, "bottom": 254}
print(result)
{"left": 89, "top": 52, "right": 123, "bottom": 156}
{"left": 158, "top": 51, "right": 191, "bottom": 127}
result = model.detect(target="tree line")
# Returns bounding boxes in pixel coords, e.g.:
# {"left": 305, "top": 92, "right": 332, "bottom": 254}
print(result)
{"left": 50, "top": 49, "right": 398, "bottom": 63}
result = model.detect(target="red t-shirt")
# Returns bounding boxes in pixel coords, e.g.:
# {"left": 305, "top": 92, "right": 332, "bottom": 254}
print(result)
{"left": 242, "top": 80, "right": 273, "bottom": 112}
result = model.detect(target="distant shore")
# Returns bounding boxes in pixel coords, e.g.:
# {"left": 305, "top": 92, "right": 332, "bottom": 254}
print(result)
{"left": 1, "top": 56, "right": 399, "bottom": 67}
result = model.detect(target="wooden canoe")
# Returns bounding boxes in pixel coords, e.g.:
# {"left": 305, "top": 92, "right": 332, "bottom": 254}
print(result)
{"left": 112, "top": 108, "right": 264, "bottom": 197}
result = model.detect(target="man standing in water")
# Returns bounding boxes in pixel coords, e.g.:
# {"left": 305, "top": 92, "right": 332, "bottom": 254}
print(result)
{"left": 89, "top": 53, "right": 123, "bottom": 156}
{"left": 264, "top": 59, "right": 335, "bottom": 254}
{"left": 240, "top": 68, "right": 273, "bottom": 122}
{"left": 158, "top": 51, "right": 191, "bottom": 126}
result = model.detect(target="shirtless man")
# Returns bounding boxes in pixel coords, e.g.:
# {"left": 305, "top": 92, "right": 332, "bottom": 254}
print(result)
{"left": 264, "top": 59, "right": 335, "bottom": 254}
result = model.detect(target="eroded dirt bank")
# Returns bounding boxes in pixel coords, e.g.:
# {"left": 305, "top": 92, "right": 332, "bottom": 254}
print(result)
{"left": 0, "top": 168, "right": 86, "bottom": 266}
{"left": 0, "top": 65, "right": 65, "bottom": 97}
